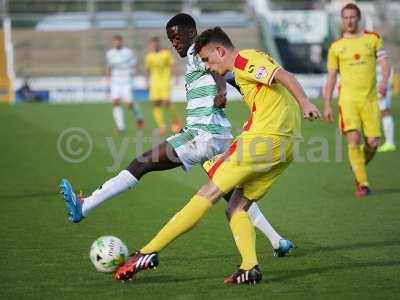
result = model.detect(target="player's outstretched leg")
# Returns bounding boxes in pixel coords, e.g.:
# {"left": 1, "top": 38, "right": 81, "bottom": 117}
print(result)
{"left": 59, "top": 142, "right": 181, "bottom": 221}
{"left": 59, "top": 179, "right": 84, "bottom": 223}
{"left": 115, "top": 187, "right": 219, "bottom": 282}
{"left": 115, "top": 251, "right": 159, "bottom": 281}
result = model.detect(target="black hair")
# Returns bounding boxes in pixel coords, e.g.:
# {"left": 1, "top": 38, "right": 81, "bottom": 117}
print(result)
{"left": 166, "top": 13, "right": 196, "bottom": 30}
{"left": 194, "top": 27, "right": 234, "bottom": 55}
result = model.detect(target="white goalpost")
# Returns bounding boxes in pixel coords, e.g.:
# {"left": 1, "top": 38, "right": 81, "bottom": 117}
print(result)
{"left": 0, "top": 0, "right": 15, "bottom": 103}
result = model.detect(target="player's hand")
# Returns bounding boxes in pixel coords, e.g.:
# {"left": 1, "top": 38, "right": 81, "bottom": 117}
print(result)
{"left": 378, "top": 82, "right": 388, "bottom": 97}
{"left": 301, "top": 101, "right": 321, "bottom": 121}
{"left": 323, "top": 105, "right": 333, "bottom": 123}
{"left": 214, "top": 91, "right": 227, "bottom": 108}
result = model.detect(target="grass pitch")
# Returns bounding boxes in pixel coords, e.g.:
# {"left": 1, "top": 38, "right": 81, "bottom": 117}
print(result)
{"left": 0, "top": 98, "right": 399, "bottom": 299}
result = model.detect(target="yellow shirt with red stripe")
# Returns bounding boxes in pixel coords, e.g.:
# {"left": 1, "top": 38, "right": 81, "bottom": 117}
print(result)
{"left": 144, "top": 49, "right": 173, "bottom": 88}
{"left": 327, "top": 31, "right": 386, "bottom": 103}
{"left": 233, "top": 49, "right": 301, "bottom": 138}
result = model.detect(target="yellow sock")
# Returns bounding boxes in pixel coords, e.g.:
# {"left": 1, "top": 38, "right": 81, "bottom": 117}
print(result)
{"left": 348, "top": 144, "right": 369, "bottom": 186}
{"left": 141, "top": 195, "right": 212, "bottom": 254}
{"left": 168, "top": 104, "right": 178, "bottom": 122}
{"left": 229, "top": 211, "right": 258, "bottom": 270}
{"left": 363, "top": 144, "right": 377, "bottom": 164}
{"left": 152, "top": 106, "right": 165, "bottom": 129}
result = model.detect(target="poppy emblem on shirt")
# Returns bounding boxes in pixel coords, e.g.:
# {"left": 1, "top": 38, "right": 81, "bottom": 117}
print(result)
{"left": 354, "top": 53, "right": 361, "bottom": 60}
{"left": 255, "top": 67, "right": 267, "bottom": 80}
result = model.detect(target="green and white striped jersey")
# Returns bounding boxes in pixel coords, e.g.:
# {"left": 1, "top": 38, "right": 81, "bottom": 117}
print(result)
{"left": 184, "top": 44, "right": 232, "bottom": 135}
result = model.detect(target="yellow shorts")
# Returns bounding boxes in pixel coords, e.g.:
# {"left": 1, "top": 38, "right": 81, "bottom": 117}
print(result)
{"left": 149, "top": 84, "right": 171, "bottom": 102}
{"left": 203, "top": 134, "right": 293, "bottom": 201}
{"left": 338, "top": 100, "right": 381, "bottom": 137}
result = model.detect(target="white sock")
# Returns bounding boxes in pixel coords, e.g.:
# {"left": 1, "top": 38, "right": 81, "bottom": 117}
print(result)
{"left": 82, "top": 170, "right": 138, "bottom": 217}
{"left": 113, "top": 106, "right": 125, "bottom": 131}
{"left": 247, "top": 202, "right": 282, "bottom": 249}
{"left": 382, "top": 115, "right": 395, "bottom": 146}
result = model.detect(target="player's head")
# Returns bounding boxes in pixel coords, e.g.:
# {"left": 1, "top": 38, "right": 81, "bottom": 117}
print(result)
{"left": 166, "top": 13, "right": 197, "bottom": 57}
{"left": 112, "top": 35, "right": 123, "bottom": 49}
{"left": 341, "top": 3, "right": 361, "bottom": 34}
{"left": 194, "top": 27, "right": 235, "bottom": 76}
{"left": 149, "top": 36, "right": 160, "bottom": 52}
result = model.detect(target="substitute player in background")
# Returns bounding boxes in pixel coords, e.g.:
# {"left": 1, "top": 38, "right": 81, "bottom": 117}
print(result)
{"left": 106, "top": 35, "right": 144, "bottom": 133}
{"left": 145, "top": 37, "right": 181, "bottom": 135}
{"left": 323, "top": 3, "right": 391, "bottom": 197}
{"left": 114, "top": 27, "right": 320, "bottom": 284}
{"left": 377, "top": 67, "right": 396, "bottom": 152}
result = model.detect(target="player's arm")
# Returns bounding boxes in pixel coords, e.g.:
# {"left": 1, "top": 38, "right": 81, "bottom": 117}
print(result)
{"left": 324, "top": 44, "right": 339, "bottom": 122}
{"left": 378, "top": 57, "right": 391, "bottom": 97}
{"left": 210, "top": 71, "right": 227, "bottom": 108}
{"left": 376, "top": 36, "right": 390, "bottom": 97}
{"left": 105, "top": 52, "right": 112, "bottom": 87}
{"left": 144, "top": 56, "right": 150, "bottom": 90}
{"left": 274, "top": 69, "right": 321, "bottom": 120}
{"left": 323, "top": 69, "right": 338, "bottom": 123}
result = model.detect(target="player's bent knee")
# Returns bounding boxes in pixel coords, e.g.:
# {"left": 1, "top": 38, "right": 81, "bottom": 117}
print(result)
{"left": 225, "top": 191, "right": 252, "bottom": 220}
{"left": 197, "top": 181, "right": 223, "bottom": 204}
{"left": 346, "top": 130, "right": 361, "bottom": 144}
{"left": 366, "top": 138, "right": 379, "bottom": 149}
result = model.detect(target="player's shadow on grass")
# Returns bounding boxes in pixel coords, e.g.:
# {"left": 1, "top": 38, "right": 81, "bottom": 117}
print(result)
{"left": 295, "top": 240, "right": 400, "bottom": 257}
{"left": 268, "top": 259, "right": 400, "bottom": 284}
{"left": 125, "top": 273, "right": 224, "bottom": 285}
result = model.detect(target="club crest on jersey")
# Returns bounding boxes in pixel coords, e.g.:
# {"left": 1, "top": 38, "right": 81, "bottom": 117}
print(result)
{"left": 255, "top": 67, "right": 267, "bottom": 80}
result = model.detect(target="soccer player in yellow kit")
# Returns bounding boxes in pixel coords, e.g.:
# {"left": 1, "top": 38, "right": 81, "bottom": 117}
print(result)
{"left": 115, "top": 27, "right": 320, "bottom": 284}
{"left": 145, "top": 37, "right": 181, "bottom": 135}
{"left": 324, "top": 3, "right": 391, "bottom": 198}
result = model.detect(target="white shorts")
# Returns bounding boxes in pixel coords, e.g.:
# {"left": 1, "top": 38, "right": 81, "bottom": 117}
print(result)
{"left": 378, "top": 89, "right": 392, "bottom": 111}
{"left": 110, "top": 83, "right": 133, "bottom": 103}
{"left": 167, "top": 127, "right": 233, "bottom": 171}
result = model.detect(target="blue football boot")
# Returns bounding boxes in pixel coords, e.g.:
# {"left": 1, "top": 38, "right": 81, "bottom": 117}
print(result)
{"left": 59, "top": 179, "right": 84, "bottom": 223}
{"left": 273, "top": 239, "right": 294, "bottom": 257}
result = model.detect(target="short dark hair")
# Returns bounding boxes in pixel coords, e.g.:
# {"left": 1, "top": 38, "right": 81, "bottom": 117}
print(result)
{"left": 341, "top": 3, "right": 361, "bottom": 19}
{"left": 166, "top": 13, "right": 196, "bottom": 30}
{"left": 150, "top": 36, "right": 160, "bottom": 43}
{"left": 194, "top": 27, "right": 234, "bottom": 55}
{"left": 112, "top": 35, "right": 123, "bottom": 41}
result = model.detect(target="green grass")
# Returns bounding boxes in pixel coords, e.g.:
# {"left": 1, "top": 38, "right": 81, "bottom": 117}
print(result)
{"left": 0, "top": 98, "right": 399, "bottom": 299}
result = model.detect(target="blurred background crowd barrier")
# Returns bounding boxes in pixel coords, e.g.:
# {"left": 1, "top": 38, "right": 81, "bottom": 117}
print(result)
{"left": 1, "top": 0, "right": 399, "bottom": 103}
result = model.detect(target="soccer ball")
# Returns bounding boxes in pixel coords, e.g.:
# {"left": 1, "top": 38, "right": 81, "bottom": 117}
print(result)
{"left": 89, "top": 236, "right": 129, "bottom": 273}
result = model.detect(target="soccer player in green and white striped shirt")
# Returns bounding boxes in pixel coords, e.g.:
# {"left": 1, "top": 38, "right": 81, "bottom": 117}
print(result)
{"left": 60, "top": 13, "right": 293, "bottom": 258}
